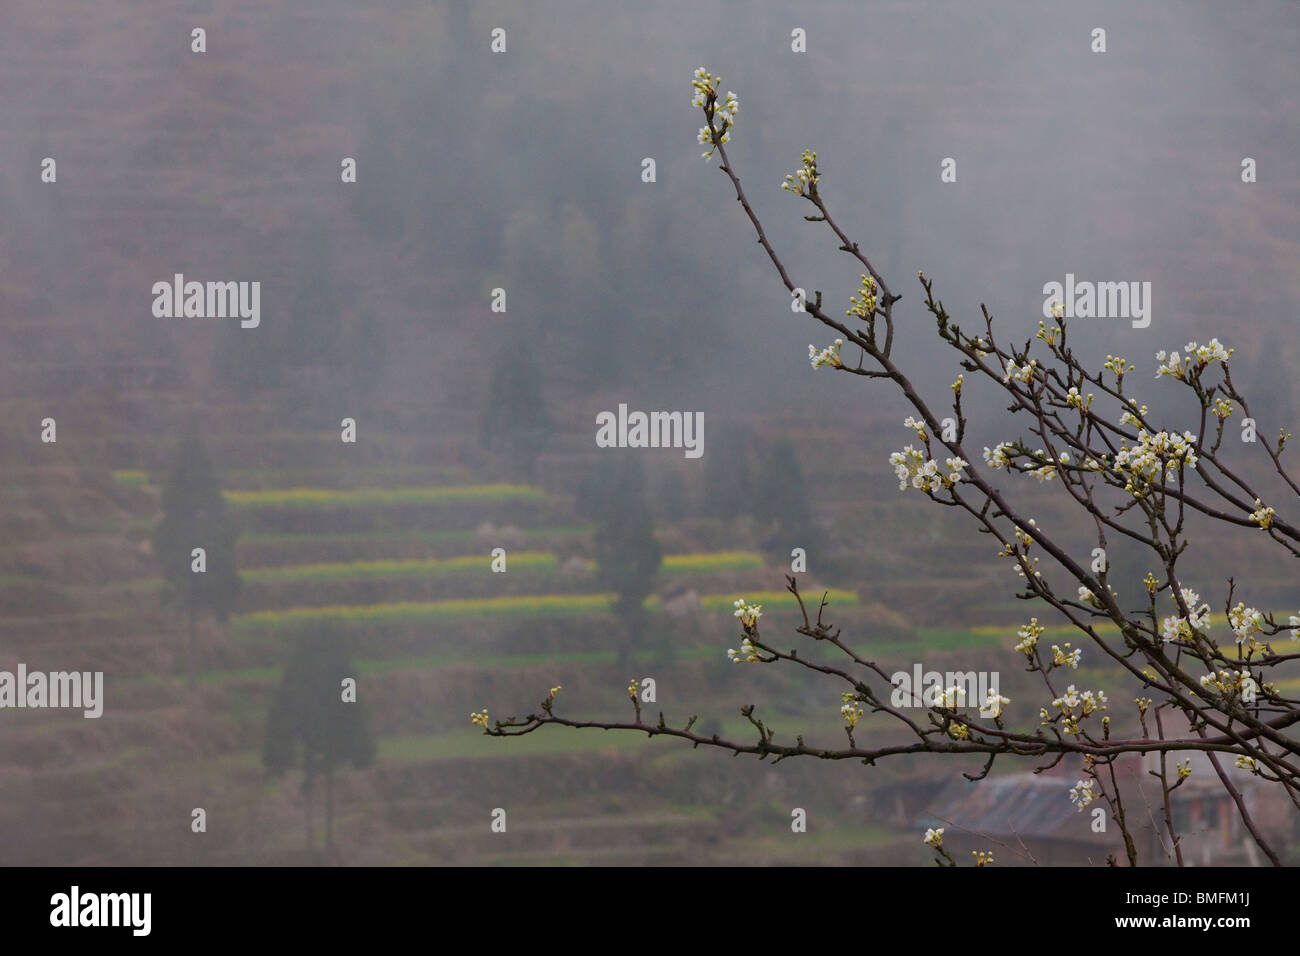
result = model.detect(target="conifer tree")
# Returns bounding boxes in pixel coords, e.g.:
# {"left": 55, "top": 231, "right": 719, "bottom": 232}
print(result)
{"left": 263, "top": 626, "right": 376, "bottom": 858}
{"left": 152, "top": 434, "right": 239, "bottom": 685}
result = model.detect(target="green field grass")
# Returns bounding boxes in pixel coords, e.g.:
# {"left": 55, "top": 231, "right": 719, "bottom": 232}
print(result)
{"left": 77, "top": 550, "right": 768, "bottom": 603}
{"left": 234, "top": 593, "right": 620, "bottom": 630}
{"left": 191, "top": 645, "right": 723, "bottom": 689}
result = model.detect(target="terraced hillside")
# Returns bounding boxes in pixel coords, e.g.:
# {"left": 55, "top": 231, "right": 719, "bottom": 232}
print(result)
{"left": 3, "top": 0, "right": 1298, "bottom": 867}
{"left": 4, "top": 410, "right": 1299, "bottom": 865}
{"left": 0, "top": 445, "right": 947, "bottom": 865}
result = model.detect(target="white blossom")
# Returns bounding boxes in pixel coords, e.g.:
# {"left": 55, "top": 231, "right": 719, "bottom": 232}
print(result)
{"left": 981, "top": 690, "right": 1011, "bottom": 719}
{"left": 1228, "top": 603, "right": 1265, "bottom": 648}
{"left": 983, "top": 442, "right": 1014, "bottom": 470}
{"left": 1162, "top": 587, "right": 1211, "bottom": 644}
{"left": 809, "top": 338, "right": 844, "bottom": 370}
{"left": 1200, "top": 668, "right": 1256, "bottom": 700}
{"left": 1065, "top": 386, "right": 1093, "bottom": 410}
{"left": 732, "top": 598, "right": 763, "bottom": 629}
{"left": 691, "top": 68, "right": 737, "bottom": 160}
{"left": 727, "top": 637, "right": 761, "bottom": 664}
{"left": 1003, "top": 358, "right": 1037, "bottom": 385}
{"left": 1070, "top": 779, "right": 1097, "bottom": 811}
{"left": 889, "top": 445, "right": 966, "bottom": 493}
{"left": 1155, "top": 338, "right": 1233, "bottom": 380}
{"left": 1050, "top": 684, "right": 1107, "bottom": 719}
{"left": 1250, "top": 499, "right": 1275, "bottom": 529}
{"left": 1051, "top": 686, "right": 1081, "bottom": 712}
{"left": 1051, "top": 643, "right": 1082, "bottom": 669}
{"left": 1014, "top": 618, "right": 1045, "bottom": 655}
{"left": 938, "top": 686, "right": 966, "bottom": 709}
{"left": 1112, "top": 429, "right": 1199, "bottom": 496}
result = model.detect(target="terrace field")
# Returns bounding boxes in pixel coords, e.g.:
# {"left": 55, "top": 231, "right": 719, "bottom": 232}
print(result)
{"left": 3, "top": 0, "right": 1297, "bottom": 868}
{"left": 15, "top": 436, "right": 1294, "bottom": 866}
{"left": 4, "top": 419, "right": 1078, "bottom": 867}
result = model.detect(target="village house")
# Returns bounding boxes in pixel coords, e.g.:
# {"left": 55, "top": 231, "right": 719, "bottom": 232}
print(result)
{"left": 919, "top": 750, "right": 1293, "bottom": 866}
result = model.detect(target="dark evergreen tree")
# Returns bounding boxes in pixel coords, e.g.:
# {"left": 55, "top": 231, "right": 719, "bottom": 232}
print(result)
{"left": 753, "top": 439, "right": 816, "bottom": 559}
{"left": 482, "top": 341, "right": 551, "bottom": 480}
{"left": 581, "top": 459, "right": 663, "bottom": 670}
{"left": 702, "top": 422, "right": 756, "bottom": 520}
{"left": 653, "top": 467, "right": 692, "bottom": 522}
{"left": 263, "top": 626, "right": 376, "bottom": 859}
{"left": 152, "top": 434, "right": 239, "bottom": 685}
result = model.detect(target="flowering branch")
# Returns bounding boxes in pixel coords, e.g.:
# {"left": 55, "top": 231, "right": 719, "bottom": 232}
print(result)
{"left": 476, "top": 69, "right": 1300, "bottom": 867}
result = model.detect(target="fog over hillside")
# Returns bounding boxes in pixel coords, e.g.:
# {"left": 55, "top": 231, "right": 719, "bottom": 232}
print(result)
{"left": 0, "top": 0, "right": 1296, "bottom": 870}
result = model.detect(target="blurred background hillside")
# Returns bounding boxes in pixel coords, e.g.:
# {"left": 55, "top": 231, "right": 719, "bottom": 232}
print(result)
{"left": 0, "top": 0, "right": 1296, "bottom": 864}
